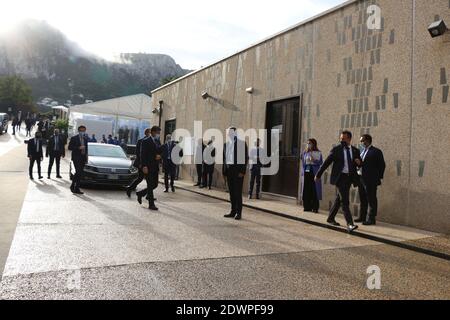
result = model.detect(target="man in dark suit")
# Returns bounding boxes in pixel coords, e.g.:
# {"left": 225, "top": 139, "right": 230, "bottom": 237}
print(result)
{"left": 223, "top": 127, "right": 248, "bottom": 220}
{"left": 194, "top": 139, "right": 205, "bottom": 187}
{"left": 68, "top": 126, "right": 89, "bottom": 194}
{"left": 27, "top": 132, "right": 44, "bottom": 180}
{"left": 126, "top": 128, "right": 151, "bottom": 197}
{"left": 161, "top": 134, "right": 183, "bottom": 193}
{"left": 46, "top": 129, "right": 65, "bottom": 179}
{"left": 315, "top": 131, "right": 361, "bottom": 233}
{"left": 137, "top": 126, "right": 161, "bottom": 211}
{"left": 355, "top": 134, "right": 386, "bottom": 226}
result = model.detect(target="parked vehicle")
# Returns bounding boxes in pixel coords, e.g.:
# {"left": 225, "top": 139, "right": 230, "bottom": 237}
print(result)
{"left": 70, "top": 143, "right": 138, "bottom": 187}
{"left": 0, "top": 113, "right": 10, "bottom": 134}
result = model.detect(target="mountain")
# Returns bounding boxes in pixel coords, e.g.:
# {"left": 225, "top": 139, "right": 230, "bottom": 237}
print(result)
{"left": 0, "top": 20, "right": 190, "bottom": 108}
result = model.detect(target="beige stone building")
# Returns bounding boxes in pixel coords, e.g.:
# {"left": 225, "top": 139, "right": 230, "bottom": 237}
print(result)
{"left": 150, "top": 0, "right": 450, "bottom": 233}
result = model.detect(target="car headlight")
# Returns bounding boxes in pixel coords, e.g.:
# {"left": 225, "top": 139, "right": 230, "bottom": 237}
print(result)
{"left": 130, "top": 166, "right": 138, "bottom": 174}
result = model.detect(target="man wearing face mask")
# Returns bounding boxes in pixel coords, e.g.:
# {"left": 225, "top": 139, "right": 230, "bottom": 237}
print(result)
{"left": 46, "top": 129, "right": 66, "bottom": 179}
{"left": 223, "top": 127, "right": 248, "bottom": 220}
{"left": 137, "top": 126, "right": 162, "bottom": 211}
{"left": 27, "top": 132, "right": 44, "bottom": 180}
{"left": 315, "top": 131, "right": 361, "bottom": 233}
{"left": 355, "top": 134, "right": 386, "bottom": 226}
{"left": 68, "top": 126, "right": 89, "bottom": 194}
{"left": 161, "top": 134, "right": 183, "bottom": 193}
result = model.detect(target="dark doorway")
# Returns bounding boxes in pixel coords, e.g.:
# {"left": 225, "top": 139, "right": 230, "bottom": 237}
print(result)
{"left": 263, "top": 97, "right": 302, "bottom": 198}
{"left": 164, "top": 119, "right": 176, "bottom": 143}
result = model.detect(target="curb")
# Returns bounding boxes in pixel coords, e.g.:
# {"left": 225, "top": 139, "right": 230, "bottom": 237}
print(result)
{"left": 170, "top": 182, "right": 450, "bottom": 262}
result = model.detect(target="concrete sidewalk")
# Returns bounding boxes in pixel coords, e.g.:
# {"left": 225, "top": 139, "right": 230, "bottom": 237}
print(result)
{"left": 164, "top": 178, "right": 450, "bottom": 258}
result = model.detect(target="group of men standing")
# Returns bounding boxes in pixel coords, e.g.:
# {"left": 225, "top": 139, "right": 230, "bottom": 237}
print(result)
{"left": 27, "top": 128, "right": 66, "bottom": 180}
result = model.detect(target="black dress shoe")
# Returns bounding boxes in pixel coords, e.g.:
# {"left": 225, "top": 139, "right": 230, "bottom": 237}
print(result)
{"left": 224, "top": 213, "right": 235, "bottom": 218}
{"left": 137, "top": 194, "right": 143, "bottom": 205}
{"left": 38, "top": 176, "right": 44, "bottom": 179}
{"left": 194, "top": 183, "right": 200, "bottom": 187}
{"left": 248, "top": 195, "right": 253, "bottom": 199}
{"left": 354, "top": 218, "right": 365, "bottom": 223}
{"left": 164, "top": 189, "right": 169, "bottom": 193}
{"left": 327, "top": 220, "right": 341, "bottom": 227}
{"left": 347, "top": 225, "right": 359, "bottom": 233}
{"left": 74, "top": 190, "right": 84, "bottom": 195}
{"left": 234, "top": 215, "right": 242, "bottom": 220}
{"left": 30, "top": 177, "right": 34, "bottom": 180}
{"left": 149, "top": 204, "right": 159, "bottom": 211}
{"left": 47, "top": 176, "right": 51, "bottom": 179}
{"left": 256, "top": 194, "right": 261, "bottom": 200}
{"left": 126, "top": 188, "right": 132, "bottom": 198}
{"left": 56, "top": 175, "right": 63, "bottom": 179}
{"left": 363, "top": 220, "right": 376, "bottom": 226}
{"left": 312, "top": 209, "right": 319, "bottom": 213}
{"left": 172, "top": 187, "right": 175, "bottom": 192}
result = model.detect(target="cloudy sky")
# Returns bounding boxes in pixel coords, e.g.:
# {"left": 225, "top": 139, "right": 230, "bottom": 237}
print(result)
{"left": 0, "top": 0, "right": 346, "bottom": 69}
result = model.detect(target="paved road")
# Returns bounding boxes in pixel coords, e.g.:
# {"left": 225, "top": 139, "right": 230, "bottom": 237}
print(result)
{"left": 0, "top": 127, "right": 449, "bottom": 299}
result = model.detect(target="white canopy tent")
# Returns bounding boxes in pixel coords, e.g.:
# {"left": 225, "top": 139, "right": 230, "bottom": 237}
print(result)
{"left": 69, "top": 94, "right": 152, "bottom": 120}
{"left": 68, "top": 94, "right": 153, "bottom": 144}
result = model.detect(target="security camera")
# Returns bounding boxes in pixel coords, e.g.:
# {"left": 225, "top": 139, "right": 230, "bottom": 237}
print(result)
{"left": 201, "top": 92, "right": 210, "bottom": 100}
{"left": 246, "top": 87, "right": 254, "bottom": 94}
{"left": 428, "top": 20, "right": 448, "bottom": 38}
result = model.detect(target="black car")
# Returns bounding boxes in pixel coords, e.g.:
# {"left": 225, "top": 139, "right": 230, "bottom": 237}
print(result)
{"left": 0, "top": 113, "right": 9, "bottom": 134}
{"left": 71, "top": 143, "right": 139, "bottom": 187}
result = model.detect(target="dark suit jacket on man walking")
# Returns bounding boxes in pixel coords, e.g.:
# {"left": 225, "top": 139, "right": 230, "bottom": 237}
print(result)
{"left": 46, "top": 134, "right": 66, "bottom": 177}
{"left": 316, "top": 144, "right": 361, "bottom": 225}
{"left": 68, "top": 134, "right": 89, "bottom": 191}
{"left": 137, "top": 136, "right": 161, "bottom": 204}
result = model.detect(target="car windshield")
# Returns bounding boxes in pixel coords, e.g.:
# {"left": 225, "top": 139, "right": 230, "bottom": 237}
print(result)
{"left": 88, "top": 144, "right": 127, "bottom": 158}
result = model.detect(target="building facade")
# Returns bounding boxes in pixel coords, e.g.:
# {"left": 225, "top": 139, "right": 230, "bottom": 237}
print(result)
{"left": 151, "top": 0, "right": 450, "bottom": 233}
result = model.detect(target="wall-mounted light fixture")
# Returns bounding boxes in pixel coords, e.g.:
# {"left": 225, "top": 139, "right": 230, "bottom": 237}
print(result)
{"left": 201, "top": 91, "right": 210, "bottom": 100}
{"left": 428, "top": 19, "right": 448, "bottom": 38}
{"left": 246, "top": 87, "right": 254, "bottom": 94}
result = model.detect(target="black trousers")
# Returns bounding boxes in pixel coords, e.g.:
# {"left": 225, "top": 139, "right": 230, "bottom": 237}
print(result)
{"left": 71, "top": 160, "right": 85, "bottom": 190}
{"left": 249, "top": 167, "right": 261, "bottom": 196}
{"left": 137, "top": 172, "right": 158, "bottom": 204}
{"left": 329, "top": 174, "right": 355, "bottom": 225}
{"left": 196, "top": 164, "right": 203, "bottom": 184}
{"left": 48, "top": 153, "right": 62, "bottom": 177}
{"left": 358, "top": 177, "right": 378, "bottom": 220}
{"left": 164, "top": 165, "right": 176, "bottom": 190}
{"left": 202, "top": 165, "right": 214, "bottom": 187}
{"left": 128, "top": 170, "right": 145, "bottom": 190}
{"left": 303, "top": 171, "right": 319, "bottom": 211}
{"left": 226, "top": 168, "right": 244, "bottom": 215}
{"left": 29, "top": 157, "right": 41, "bottom": 178}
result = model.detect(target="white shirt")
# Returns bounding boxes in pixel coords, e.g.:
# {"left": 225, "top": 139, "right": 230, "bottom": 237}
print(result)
{"left": 342, "top": 145, "right": 353, "bottom": 174}
{"left": 226, "top": 139, "right": 235, "bottom": 165}
{"left": 358, "top": 145, "right": 372, "bottom": 175}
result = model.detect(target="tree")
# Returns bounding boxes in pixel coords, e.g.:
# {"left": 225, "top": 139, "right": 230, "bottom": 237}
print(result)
{"left": 0, "top": 76, "right": 36, "bottom": 114}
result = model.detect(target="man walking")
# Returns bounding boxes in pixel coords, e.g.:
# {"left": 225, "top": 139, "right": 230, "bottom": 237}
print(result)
{"left": 315, "top": 131, "right": 361, "bottom": 233}
{"left": 194, "top": 139, "right": 205, "bottom": 187}
{"left": 137, "top": 126, "right": 161, "bottom": 211}
{"left": 68, "top": 126, "right": 89, "bottom": 195}
{"left": 27, "top": 132, "right": 44, "bottom": 180}
{"left": 46, "top": 129, "right": 65, "bottom": 179}
{"left": 223, "top": 127, "right": 248, "bottom": 220}
{"left": 126, "top": 128, "right": 151, "bottom": 197}
{"left": 355, "top": 134, "right": 386, "bottom": 226}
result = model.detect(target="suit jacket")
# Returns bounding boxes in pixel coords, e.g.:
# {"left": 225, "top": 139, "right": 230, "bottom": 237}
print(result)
{"left": 133, "top": 137, "right": 145, "bottom": 168}
{"left": 68, "top": 134, "right": 89, "bottom": 163}
{"left": 161, "top": 141, "right": 183, "bottom": 169}
{"left": 222, "top": 138, "right": 248, "bottom": 177}
{"left": 360, "top": 146, "right": 386, "bottom": 186}
{"left": 141, "top": 137, "right": 161, "bottom": 172}
{"left": 27, "top": 138, "right": 44, "bottom": 159}
{"left": 316, "top": 144, "right": 362, "bottom": 186}
{"left": 46, "top": 135, "right": 66, "bottom": 157}
{"left": 203, "top": 146, "right": 216, "bottom": 173}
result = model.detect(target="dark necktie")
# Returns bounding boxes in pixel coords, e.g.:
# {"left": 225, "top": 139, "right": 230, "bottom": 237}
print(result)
{"left": 54, "top": 136, "right": 59, "bottom": 151}
{"left": 168, "top": 143, "right": 172, "bottom": 160}
{"left": 257, "top": 147, "right": 260, "bottom": 166}
{"left": 36, "top": 139, "right": 39, "bottom": 153}
{"left": 346, "top": 147, "right": 353, "bottom": 173}
{"left": 80, "top": 136, "right": 85, "bottom": 155}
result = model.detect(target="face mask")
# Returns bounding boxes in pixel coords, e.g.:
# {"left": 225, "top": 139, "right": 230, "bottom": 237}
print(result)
{"left": 154, "top": 134, "right": 160, "bottom": 140}
{"left": 341, "top": 141, "right": 348, "bottom": 147}
{"left": 307, "top": 144, "right": 313, "bottom": 149}
{"left": 228, "top": 131, "right": 236, "bottom": 140}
